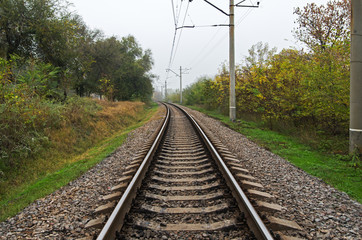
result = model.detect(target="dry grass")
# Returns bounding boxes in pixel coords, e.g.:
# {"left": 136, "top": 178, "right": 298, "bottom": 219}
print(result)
{"left": 0, "top": 100, "right": 159, "bottom": 221}
{"left": 0, "top": 99, "right": 146, "bottom": 198}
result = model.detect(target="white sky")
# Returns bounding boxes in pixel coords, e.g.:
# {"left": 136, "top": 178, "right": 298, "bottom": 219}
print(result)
{"left": 69, "top": 0, "right": 329, "bottom": 91}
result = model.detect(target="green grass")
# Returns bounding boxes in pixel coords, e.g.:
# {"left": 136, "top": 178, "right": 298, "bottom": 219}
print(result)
{"left": 0, "top": 103, "right": 159, "bottom": 222}
{"left": 188, "top": 105, "right": 362, "bottom": 203}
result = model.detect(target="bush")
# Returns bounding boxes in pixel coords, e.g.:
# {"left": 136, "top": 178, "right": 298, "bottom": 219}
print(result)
{"left": 0, "top": 57, "right": 64, "bottom": 170}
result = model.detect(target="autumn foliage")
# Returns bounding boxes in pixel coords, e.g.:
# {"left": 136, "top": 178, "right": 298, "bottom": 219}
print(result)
{"left": 183, "top": 0, "right": 350, "bottom": 138}
{"left": 0, "top": 0, "right": 155, "bottom": 173}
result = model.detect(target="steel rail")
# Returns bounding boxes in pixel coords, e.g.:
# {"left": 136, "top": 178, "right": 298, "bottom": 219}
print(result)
{"left": 97, "top": 104, "right": 170, "bottom": 240}
{"left": 175, "top": 104, "right": 273, "bottom": 240}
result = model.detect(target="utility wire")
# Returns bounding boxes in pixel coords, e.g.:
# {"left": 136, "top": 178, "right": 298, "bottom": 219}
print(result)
{"left": 189, "top": 5, "right": 255, "bottom": 69}
{"left": 171, "top": 0, "right": 177, "bottom": 28}
{"left": 167, "top": 0, "right": 179, "bottom": 81}
{"left": 171, "top": 0, "right": 190, "bottom": 66}
{"left": 167, "top": 0, "right": 184, "bottom": 69}
{"left": 167, "top": 0, "right": 259, "bottom": 84}
{"left": 236, "top": 7, "right": 253, "bottom": 25}
{"left": 176, "top": 0, "right": 184, "bottom": 26}
{"left": 167, "top": 30, "right": 178, "bottom": 69}
{"left": 188, "top": 12, "right": 195, "bottom": 26}
{"left": 166, "top": 0, "right": 189, "bottom": 85}
{"left": 188, "top": 18, "right": 228, "bottom": 67}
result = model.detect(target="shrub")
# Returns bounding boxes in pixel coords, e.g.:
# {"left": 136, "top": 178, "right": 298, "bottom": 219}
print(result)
{"left": 0, "top": 57, "right": 63, "bottom": 170}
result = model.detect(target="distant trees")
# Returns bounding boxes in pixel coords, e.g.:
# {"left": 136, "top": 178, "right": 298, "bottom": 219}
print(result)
{"left": 85, "top": 36, "right": 154, "bottom": 101}
{"left": 0, "top": 0, "right": 155, "bottom": 169}
{"left": 183, "top": 76, "right": 213, "bottom": 107}
{"left": 0, "top": 0, "right": 154, "bottom": 102}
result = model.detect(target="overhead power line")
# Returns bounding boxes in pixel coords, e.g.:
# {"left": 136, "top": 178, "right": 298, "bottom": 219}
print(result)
{"left": 188, "top": 6, "right": 254, "bottom": 69}
{"left": 176, "top": 24, "right": 231, "bottom": 30}
{"left": 171, "top": 0, "right": 190, "bottom": 66}
{"left": 167, "top": 0, "right": 191, "bottom": 73}
{"left": 166, "top": 0, "right": 192, "bottom": 92}
{"left": 175, "top": 0, "right": 184, "bottom": 27}
{"left": 190, "top": 0, "right": 261, "bottom": 121}
{"left": 165, "top": 0, "right": 260, "bottom": 93}
{"left": 171, "top": 0, "right": 177, "bottom": 28}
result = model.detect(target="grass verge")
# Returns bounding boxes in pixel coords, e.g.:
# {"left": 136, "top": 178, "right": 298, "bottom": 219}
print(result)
{"left": 0, "top": 102, "right": 159, "bottom": 222}
{"left": 187, "top": 105, "right": 362, "bottom": 203}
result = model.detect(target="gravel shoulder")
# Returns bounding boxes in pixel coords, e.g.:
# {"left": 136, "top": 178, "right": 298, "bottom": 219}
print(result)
{"left": 0, "top": 106, "right": 166, "bottom": 240}
{"left": 1, "top": 105, "right": 360, "bottom": 239}
{"left": 184, "top": 106, "right": 361, "bottom": 240}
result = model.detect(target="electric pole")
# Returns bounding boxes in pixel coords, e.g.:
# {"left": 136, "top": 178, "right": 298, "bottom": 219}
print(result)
{"left": 166, "top": 67, "right": 189, "bottom": 104}
{"left": 190, "top": 0, "right": 258, "bottom": 118}
{"left": 165, "top": 80, "right": 167, "bottom": 100}
{"left": 228, "top": 0, "right": 260, "bottom": 121}
{"left": 350, "top": 0, "right": 362, "bottom": 154}
{"left": 180, "top": 66, "right": 183, "bottom": 104}
{"left": 229, "top": 0, "right": 236, "bottom": 121}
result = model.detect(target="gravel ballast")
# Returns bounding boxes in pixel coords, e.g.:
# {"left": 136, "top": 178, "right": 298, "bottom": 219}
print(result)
{"left": 1, "top": 105, "right": 361, "bottom": 239}
{"left": 0, "top": 107, "right": 165, "bottom": 239}
{"left": 184, "top": 106, "right": 361, "bottom": 240}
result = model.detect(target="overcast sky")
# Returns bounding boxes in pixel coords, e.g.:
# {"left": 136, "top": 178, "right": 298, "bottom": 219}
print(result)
{"left": 69, "top": 0, "right": 329, "bottom": 91}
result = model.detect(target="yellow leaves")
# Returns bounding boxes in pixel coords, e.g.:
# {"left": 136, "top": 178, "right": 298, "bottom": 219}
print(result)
{"left": 256, "top": 93, "right": 264, "bottom": 100}
{"left": 276, "top": 82, "right": 284, "bottom": 89}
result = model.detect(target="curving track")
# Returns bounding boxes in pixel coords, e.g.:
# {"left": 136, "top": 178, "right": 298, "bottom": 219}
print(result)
{"left": 119, "top": 104, "right": 256, "bottom": 239}
{"left": 94, "top": 103, "right": 278, "bottom": 239}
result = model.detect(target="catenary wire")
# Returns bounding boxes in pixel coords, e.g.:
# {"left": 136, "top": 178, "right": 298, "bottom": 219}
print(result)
{"left": 171, "top": 0, "right": 190, "bottom": 66}
{"left": 189, "top": 5, "right": 255, "bottom": 70}
{"left": 171, "top": 0, "right": 177, "bottom": 28}
{"left": 166, "top": 0, "right": 188, "bottom": 86}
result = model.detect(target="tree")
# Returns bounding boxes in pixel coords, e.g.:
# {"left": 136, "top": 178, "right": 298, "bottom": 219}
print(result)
{"left": 243, "top": 42, "right": 277, "bottom": 69}
{"left": 0, "top": 0, "right": 33, "bottom": 59}
{"left": 87, "top": 35, "right": 154, "bottom": 101}
{"left": 87, "top": 37, "right": 122, "bottom": 97}
{"left": 0, "top": 1, "right": 155, "bottom": 102}
{"left": 0, "top": 0, "right": 67, "bottom": 59}
{"left": 0, "top": 0, "right": 94, "bottom": 100}
{"left": 293, "top": 0, "right": 351, "bottom": 51}
{"left": 113, "top": 36, "right": 154, "bottom": 101}
{"left": 71, "top": 23, "right": 102, "bottom": 97}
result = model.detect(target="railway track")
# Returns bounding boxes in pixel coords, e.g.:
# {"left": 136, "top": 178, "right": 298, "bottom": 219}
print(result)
{"left": 84, "top": 103, "right": 303, "bottom": 240}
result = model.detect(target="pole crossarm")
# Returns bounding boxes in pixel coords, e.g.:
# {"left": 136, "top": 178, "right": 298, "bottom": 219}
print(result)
{"left": 203, "top": 0, "right": 229, "bottom": 16}
{"left": 235, "top": 1, "right": 260, "bottom": 8}
{"left": 235, "top": 5, "right": 259, "bottom": 8}
{"left": 177, "top": 24, "right": 231, "bottom": 29}
{"left": 166, "top": 68, "right": 180, "bottom": 77}
{"left": 176, "top": 25, "right": 195, "bottom": 30}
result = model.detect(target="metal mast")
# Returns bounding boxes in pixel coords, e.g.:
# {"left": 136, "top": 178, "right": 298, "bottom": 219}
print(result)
{"left": 350, "top": 0, "right": 362, "bottom": 153}
{"left": 229, "top": 0, "right": 236, "bottom": 121}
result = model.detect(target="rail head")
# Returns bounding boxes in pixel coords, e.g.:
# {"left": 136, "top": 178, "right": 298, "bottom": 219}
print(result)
{"left": 173, "top": 104, "right": 273, "bottom": 240}
{"left": 97, "top": 103, "right": 170, "bottom": 240}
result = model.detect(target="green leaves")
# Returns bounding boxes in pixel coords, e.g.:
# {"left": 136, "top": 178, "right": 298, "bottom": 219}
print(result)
{"left": 183, "top": 36, "right": 350, "bottom": 136}
{"left": 87, "top": 36, "right": 154, "bottom": 102}
{"left": 0, "top": 1, "right": 154, "bottom": 102}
